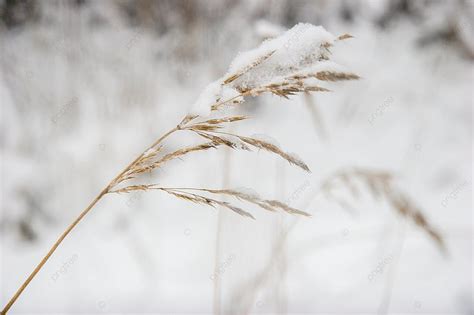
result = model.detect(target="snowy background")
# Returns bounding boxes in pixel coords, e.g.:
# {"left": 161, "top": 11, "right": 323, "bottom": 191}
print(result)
{"left": 0, "top": 0, "right": 472, "bottom": 314}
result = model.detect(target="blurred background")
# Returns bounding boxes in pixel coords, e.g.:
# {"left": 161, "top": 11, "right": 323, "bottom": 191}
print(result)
{"left": 0, "top": 0, "right": 472, "bottom": 314}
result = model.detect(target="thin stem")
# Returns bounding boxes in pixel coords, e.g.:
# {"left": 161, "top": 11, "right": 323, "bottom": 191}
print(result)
{"left": 110, "top": 186, "right": 221, "bottom": 194}
{"left": 1, "top": 188, "right": 108, "bottom": 315}
{"left": 204, "top": 130, "right": 239, "bottom": 138}
{"left": 210, "top": 94, "right": 244, "bottom": 111}
{"left": 1, "top": 125, "right": 180, "bottom": 314}
{"left": 109, "top": 126, "right": 179, "bottom": 187}
{"left": 213, "top": 142, "right": 232, "bottom": 315}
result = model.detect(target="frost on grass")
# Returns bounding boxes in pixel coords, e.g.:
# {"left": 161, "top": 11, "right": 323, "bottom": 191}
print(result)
{"left": 192, "top": 81, "right": 222, "bottom": 116}
{"left": 226, "top": 23, "right": 334, "bottom": 87}
{"left": 191, "top": 23, "right": 356, "bottom": 115}
{"left": 111, "top": 23, "right": 357, "bottom": 219}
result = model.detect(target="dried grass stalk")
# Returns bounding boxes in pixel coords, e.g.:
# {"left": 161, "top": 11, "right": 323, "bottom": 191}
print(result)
{"left": 111, "top": 186, "right": 311, "bottom": 218}
{"left": 223, "top": 50, "right": 276, "bottom": 84}
{"left": 321, "top": 168, "right": 445, "bottom": 252}
{"left": 2, "top": 25, "right": 358, "bottom": 313}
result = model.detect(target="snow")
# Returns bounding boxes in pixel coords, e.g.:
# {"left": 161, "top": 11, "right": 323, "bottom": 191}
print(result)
{"left": 1, "top": 1, "right": 472, "bottom": 314}
{"left": 191, "top": 23, "right": 338, "bottom": 116}
{"left": 220, "top": 85, "right": 243, "bottom": 104}
{"left": 191, "top": 80, "right": 223, "bottom": 116}
{"left": 228, "top": 23, "right": 335, "bottom": 88}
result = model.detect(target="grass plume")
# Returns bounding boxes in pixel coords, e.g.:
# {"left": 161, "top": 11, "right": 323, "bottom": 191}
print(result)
{"left": 321, "top": 168, "right": 446, "bottom": 252}
{"left": 1, "top": 24, "right": 357, "bottom": 314}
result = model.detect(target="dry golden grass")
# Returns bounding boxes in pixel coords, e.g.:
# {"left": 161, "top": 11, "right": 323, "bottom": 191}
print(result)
{"left": 106, "top": 34, "right": 360, "bottom": 216}
{"left": 321, "top": 168, "right": 445, "bottom": 252}
{"left": 2, "top": 26, "right": 446, "bottom": 314}
{"left": 2, "top": 31, "right": 358, "bottom": 314}
{"left": 231, "top": 167, "right": 446, "bottom": 314}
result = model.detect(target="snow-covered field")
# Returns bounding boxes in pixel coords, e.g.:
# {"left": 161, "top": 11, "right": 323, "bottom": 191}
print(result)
{"left": 0, "top": 1, "right": 472, "bottom": 314}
